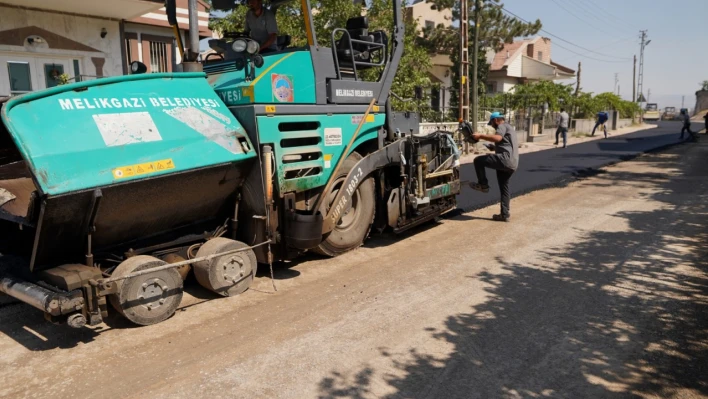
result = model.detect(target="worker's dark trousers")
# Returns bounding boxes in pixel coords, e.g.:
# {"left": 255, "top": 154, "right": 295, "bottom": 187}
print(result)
{"left": 592, "top": 122, "right": 607, "bottom": 138}
{"left": 680, "top": 123, "right": 694, "bottom": 139}
{"left": 474, "top": 154, "right": 515, "bottom": 218}
{"left": 555, "top": 127, "right": 568, "bottom": 147}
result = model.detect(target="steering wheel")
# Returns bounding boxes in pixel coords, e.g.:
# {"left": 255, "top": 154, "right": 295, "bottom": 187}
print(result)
{"left": 205, "top": 53, "right": 225, "bottom": 62}
{"left": 223, "top": 31, "right": 250, "bottom": 40}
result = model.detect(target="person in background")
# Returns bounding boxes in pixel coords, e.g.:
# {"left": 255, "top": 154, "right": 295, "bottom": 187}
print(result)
{"left": 245, "top": 0, "right": 278, "bottom": 53}
{"left": 680, "top": 109, "right": 696, "bottom": 141}
{"left": 469, "top": 112, "right": 519, "bottom": 222}
{"left": 703, "top": 112, "right": 708, "bottom": 134}
{"left": 554, "top": 108, "right": 570, "bottom": 148}
{"left": 591, "top": 111, "right": 609, "bottom": 138}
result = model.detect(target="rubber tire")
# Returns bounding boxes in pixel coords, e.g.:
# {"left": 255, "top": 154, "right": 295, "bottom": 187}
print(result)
{"left": 109, "top": 255, "right": 183, "bottom": 326}
{"left": 313, "top": 152, "right": 375, "bottom": 257}
{"left": 193, "top": 238, "right": 257, "bottom": 297}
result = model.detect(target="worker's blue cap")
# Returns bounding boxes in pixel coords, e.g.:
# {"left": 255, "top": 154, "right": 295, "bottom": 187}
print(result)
{"left": 488, "top": 112, "right": 504, "bottom": 125}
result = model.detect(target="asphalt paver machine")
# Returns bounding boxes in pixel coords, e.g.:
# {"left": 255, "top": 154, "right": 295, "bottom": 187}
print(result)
{"left": 0, "top": 0, "right": 460, "bottom": 328}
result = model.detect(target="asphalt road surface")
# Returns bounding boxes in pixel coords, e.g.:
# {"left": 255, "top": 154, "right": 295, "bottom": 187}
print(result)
{"left": 458, "top": 121, "right": 686, "bottom": 212}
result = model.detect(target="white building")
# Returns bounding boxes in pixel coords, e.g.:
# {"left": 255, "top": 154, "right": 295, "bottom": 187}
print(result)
{"left": 0, "top": 0, "right": 212, "bottom": 97}
{"left": 486, "top": 37, "right": 575, "bottom": 94}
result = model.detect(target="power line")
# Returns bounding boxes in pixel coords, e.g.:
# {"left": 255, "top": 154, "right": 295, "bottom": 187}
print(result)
{"left": 501, "top": 7, "right": 633, "bottom": 62}
{"left": 554, "top": 36, "right": 637, "bottom": 63}
{"left": 563, "top": 0, "right": 636, "bottom": 36}
{"left": 584, "top": 0, "right": 642, "bottom": 31}
{"left": 551, "top": 40, "right": 632, "bottom": 64}
{"left": 547, "top": 0, "right": 626, "bottom": 38}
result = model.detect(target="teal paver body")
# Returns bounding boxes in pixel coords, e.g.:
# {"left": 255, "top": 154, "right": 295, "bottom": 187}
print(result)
{"left": 1, "top": 73, "right": 256, "bottom": 196}
{"left": 206, "top": 49, "right": 384, "bottom": 194}
{"left": 208, "top": 51, "right": 316, "bottom": 106}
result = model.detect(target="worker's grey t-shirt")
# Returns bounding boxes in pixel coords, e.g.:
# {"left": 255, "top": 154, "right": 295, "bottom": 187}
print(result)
{"left": 558, "top": 112, "right": 569, "bottom": 128}
{"left": 245, "top": 9, "right": 278, "bottom": 51}
{"left": 495, "top": 123, "right": 519, "bottom": 170}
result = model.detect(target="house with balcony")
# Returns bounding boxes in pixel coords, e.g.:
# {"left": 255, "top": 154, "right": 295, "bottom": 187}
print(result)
{"left": 486, "top": 36, "right": 575, "bottom": 94}
{"left": 0, "top": 0, "right": 212, "bottom": 98}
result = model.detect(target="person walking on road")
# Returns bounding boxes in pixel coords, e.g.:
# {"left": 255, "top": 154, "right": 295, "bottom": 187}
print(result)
{"left": 469, "top": 112, "right": 519, "bottom": 222}
{"left": 680, "top": 109, "right": 696, "bottom": 141}
{"left": 592, "top": 111, "right": 609, "bottom": 138}
{"left": 554, "top": 108, "right": 570, "bottom": 148}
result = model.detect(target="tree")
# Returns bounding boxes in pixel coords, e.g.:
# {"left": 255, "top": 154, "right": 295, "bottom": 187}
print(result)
{"left": 701, "top": 80, "right": 708, "bottom": 91}
{"left": 421, "top": 0, "right": 542, "bottom": 119}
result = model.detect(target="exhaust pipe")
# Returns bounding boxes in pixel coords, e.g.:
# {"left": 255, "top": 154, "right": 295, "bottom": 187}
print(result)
{"left": 0, "top": 275, "right": 84, "bottom": 318}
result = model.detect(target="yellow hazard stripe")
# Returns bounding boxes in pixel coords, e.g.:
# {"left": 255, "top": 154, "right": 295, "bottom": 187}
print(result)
{"left": 250, "top": 52, "right": 295, "bottom": 87}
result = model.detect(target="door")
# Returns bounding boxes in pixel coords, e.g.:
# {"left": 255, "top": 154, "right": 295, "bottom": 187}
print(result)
{"left": 0, "top": 54, "right": 75, "bottom": 97}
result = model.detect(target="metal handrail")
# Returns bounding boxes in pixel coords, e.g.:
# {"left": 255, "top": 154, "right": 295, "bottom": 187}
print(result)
{"left": 331, "top": 28, "right": 387, "bottom": 80}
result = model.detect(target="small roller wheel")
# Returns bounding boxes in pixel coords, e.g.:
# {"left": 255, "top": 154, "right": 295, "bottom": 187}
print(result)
{"left": 193, "top": 238, "right": 257, "bottom": 297}
{"left": 109, "top": 255, "right": 183, "bottom": 326}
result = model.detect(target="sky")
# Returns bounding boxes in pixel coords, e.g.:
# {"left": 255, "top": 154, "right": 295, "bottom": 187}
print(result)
{"left": 501, "top": 0, "right": 707, "bottom": 110}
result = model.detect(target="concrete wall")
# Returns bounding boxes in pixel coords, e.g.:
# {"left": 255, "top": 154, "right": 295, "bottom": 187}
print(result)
{"left": 507, "top": 56, "right": 522, "bottom": 78}
{"left": 0, "top": 6, "right": 123, "bottom": 79}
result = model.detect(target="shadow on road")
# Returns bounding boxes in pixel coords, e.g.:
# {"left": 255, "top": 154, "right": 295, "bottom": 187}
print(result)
{"left": 317, "top": 145, "right": 708, "bottom": 398}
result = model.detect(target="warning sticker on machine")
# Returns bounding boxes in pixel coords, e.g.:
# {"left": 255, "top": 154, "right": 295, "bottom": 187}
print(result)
{"left": 351, "top": 114, "right": 375, "bottom": 125}
{"left": 113, "top": 158, "right": 175, "bottom": 179}
{"left": 324, "top": 128, "right": 342, "bottom": 146}
{"left": 324, "top": 154, "right": 333, "bottom": 168}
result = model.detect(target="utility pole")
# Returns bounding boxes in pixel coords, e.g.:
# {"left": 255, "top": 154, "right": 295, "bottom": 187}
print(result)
{"left": 682, "top": 95, "right": 685, "bottom": 108}
{"left": 614, "top": 73, "right": 619, "bottom": 96}
{"left": 637, "top": 30, "right": 649, "bottom": 104}
{"left": 574, "top": 61, "right": 581, "bottom": 96}
{"left": 637, "top": 30, "right": 649, "bottom": 123}
{"left": 648, "top": 88, "right": 651, "bottom": 102}
{"left": 632, "top": 55, "right": 636, "bottom": 102}
{"left": 471, "top": 0, "right": 481, "bottom": 143}
{"left": 459, "top": 0, "right": 470, "bottom": 154}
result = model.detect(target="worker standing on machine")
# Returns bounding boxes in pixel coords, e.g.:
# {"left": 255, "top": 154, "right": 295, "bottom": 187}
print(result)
{"left": 245, "top": 0, "right": 278, "bottom": 53}
{"left": 469, "top": 112, "right": 519, "bottom": 222}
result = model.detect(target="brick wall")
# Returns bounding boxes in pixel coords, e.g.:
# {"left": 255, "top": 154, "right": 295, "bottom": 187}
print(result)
{"left": 527, "top": 38, "right": 552, "bottom": 64}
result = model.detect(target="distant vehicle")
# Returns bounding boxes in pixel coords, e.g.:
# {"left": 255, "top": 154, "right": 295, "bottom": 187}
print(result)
{"left": 662, "top": 106, "right": 677, "bottom": 120}
{"left": 643, "top": 103, "right": 661, "bottom": 121}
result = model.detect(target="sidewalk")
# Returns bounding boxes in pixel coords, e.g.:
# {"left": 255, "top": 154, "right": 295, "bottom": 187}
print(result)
{"left": 460, "top": 123, "right": 657, "bottom": 164}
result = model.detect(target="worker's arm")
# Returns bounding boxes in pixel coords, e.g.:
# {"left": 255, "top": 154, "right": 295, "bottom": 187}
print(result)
{"left": 472, "top": 132, "right": 503, "bottom": 143}
{"left": 260, "top": 33, "right": 277, "bottom": 52}
{"left": 260, "top": 10, "right": 278, "bottom": 52}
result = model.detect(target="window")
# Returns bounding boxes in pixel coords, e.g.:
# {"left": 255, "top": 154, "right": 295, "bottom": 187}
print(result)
{"left": 425, "top": 20, "right": 435, "bottom": 30}
{"left": 44, "top": 63, "right": 64, "bottom": 88}
{"left": 486, "top": 82, "right": 496, "bottom": 93}
{"left": 7, "top": 62, "right": 32, "bottom": 95}
{"left": 431, "top": 87, "right": 440, "bottom": 111}
{"left": 537, "top": 51, "right": 543, "bottom": 61}
{"left": 149, "top": 41, "right": 169, "bottom": 73}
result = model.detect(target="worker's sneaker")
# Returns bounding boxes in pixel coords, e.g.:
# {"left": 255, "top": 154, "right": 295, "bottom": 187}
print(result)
{"left": 469, "top": 183, "right": 490, "bottom": 193}
{"left": 492, "top": 214, "right": 510, "bottom": 222}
